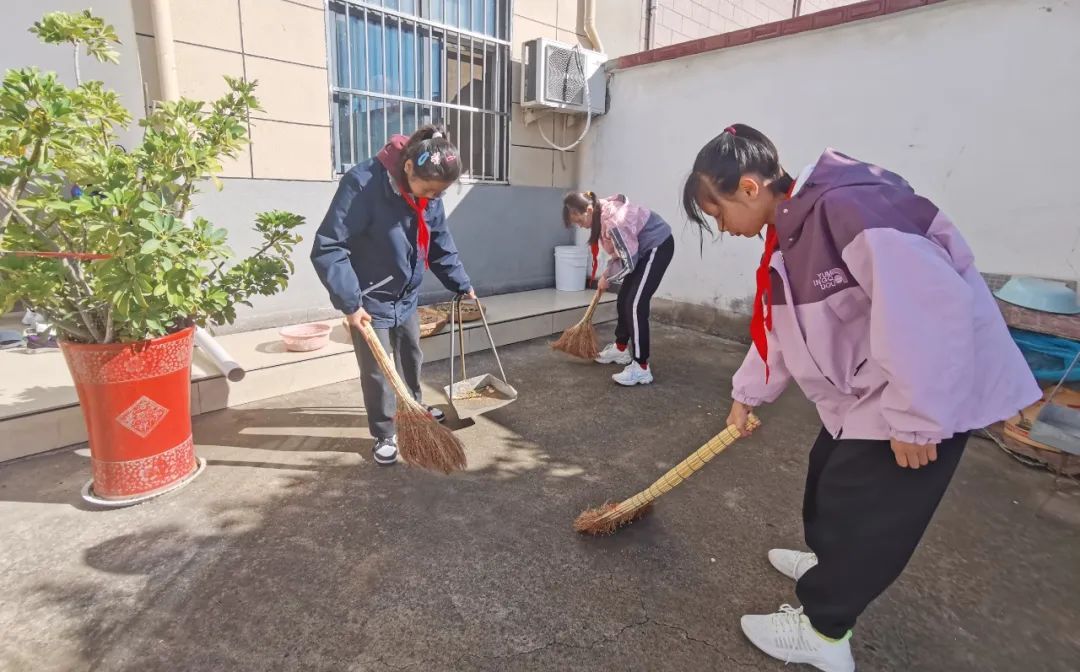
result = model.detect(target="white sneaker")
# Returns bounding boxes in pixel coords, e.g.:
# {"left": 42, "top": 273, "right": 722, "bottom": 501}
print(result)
{"left": 613, "top": 362, "right": 654, "bottom": 386}
{"left": 741, "top": 604, "right": 855, "bottom": 672}
{"left": 372, "top": 436, "right": 398, "bottom": 466}
{"left": 595, "top": 343, "right": 633, "bottom": 365}
{"left": 769, "top": 549, "right": 819, "bottom": 581}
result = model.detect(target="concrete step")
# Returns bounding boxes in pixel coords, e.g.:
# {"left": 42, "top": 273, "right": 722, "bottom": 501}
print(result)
{"left": 0, "top": 289, "right": 616, "bottom": 462}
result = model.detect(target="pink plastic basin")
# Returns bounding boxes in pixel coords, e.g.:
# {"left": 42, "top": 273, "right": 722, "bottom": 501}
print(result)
{"left": 278, "top": 323, "right": 333, "bottom": 352}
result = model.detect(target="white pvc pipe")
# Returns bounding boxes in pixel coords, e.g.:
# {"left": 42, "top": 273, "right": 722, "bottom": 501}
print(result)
{"left": 149, "top": 0, "right": 180, "bottom": 102}
{"left": 585, "top": 0, "right": 605, "bottom": 54}
{"left": 195, "top": 327, "right": 245, "bottom": 382}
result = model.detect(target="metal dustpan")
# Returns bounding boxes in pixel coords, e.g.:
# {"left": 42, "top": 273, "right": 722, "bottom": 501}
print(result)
{"left": 445, "top": 296, "right": 518, "bottom": 420}
{"left": 1029, "top": 351, "right": 1080, "bottom": 456}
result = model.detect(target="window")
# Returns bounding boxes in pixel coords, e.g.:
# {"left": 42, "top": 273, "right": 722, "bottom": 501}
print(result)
{"left": 328, "top": 0, "right": 511, "bottom": 182}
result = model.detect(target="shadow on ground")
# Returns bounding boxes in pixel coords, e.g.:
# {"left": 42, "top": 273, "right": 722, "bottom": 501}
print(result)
{"left": 0, "top": 325, "right": 1078, "bottom": 671}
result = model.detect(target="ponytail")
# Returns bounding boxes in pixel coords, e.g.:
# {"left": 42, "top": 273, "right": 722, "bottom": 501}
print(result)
{"left": 400, "top": 123, "right": 462, "bottom": 185}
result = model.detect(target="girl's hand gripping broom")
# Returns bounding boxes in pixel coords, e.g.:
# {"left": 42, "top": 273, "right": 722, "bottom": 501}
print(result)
{"left": 574, "top": 415, "right": 760, "bottom": 535}
{"left": 356, "top": 322, "right": 467, "bottom": 474}
{"left": 551, "top": 287, "right": 603, "bottom": 360}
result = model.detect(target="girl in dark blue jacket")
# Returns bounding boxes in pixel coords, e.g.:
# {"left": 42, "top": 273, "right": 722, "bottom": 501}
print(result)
{"left": 311, "top": 125, "right": 474, "bottom": 466}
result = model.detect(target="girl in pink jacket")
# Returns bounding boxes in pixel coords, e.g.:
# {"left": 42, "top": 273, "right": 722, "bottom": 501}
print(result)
{"left": 682, "top": 124, "right": 1040, "bottom": 672}
{"left": 563, "top": 192, "right": 673, "bottom": 386}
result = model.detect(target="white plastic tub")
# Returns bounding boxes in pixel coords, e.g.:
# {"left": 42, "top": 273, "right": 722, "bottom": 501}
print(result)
{"left": 554, "top": 245, "right": 589, "bottom": 292}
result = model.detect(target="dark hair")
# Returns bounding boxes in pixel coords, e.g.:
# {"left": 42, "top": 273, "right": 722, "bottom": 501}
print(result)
{"left": 400, "top": 124, "right": 462, "bottom": 185}
{"left": 562, "top": 191, "right": 601, "bottom": 246}
{"left": 681, "top": 123, "right": 793, "bottom": 237}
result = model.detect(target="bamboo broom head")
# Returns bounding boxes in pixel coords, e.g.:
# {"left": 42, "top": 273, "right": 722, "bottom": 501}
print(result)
{"left": 395, "top": 398, "right": 467, "bottom": 474}
{"left": 575, "top": 416, "right": 760, "bottom": 536}
{"left": 573, "top": 501, "right": 653, "bottom": 535}
{"left": 551, "top": 321, "right": 600, "bottom": 360}
{"left": 551, "top": 288, "right": 603, "bottom": 360}
{"left": 357, "top": 322, "right": 467, "bottom": 474}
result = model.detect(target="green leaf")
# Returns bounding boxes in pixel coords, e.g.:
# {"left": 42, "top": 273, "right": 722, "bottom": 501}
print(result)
{"left": 140, "top": 238, "right": 160, "bottom": 254}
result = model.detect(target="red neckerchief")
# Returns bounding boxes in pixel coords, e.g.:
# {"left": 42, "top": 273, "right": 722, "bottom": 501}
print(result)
{"left": 751, "top": 180, "right": 798, "bottom": 383}
{"left": 397, "top": 185, "right": 430, "bottom": 269}
{"left": 589, "top": 242, "right": 600, "bottom": 283}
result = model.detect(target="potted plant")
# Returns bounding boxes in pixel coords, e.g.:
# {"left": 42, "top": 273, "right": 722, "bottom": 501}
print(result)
{"left": 0, "top": 11, "right": 304, "bottom": 504}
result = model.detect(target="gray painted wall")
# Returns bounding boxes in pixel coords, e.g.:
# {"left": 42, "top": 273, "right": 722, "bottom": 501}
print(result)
{"left": 2, "top": 0, "right": 146, "bottom": 148}
{"left": 195, "top": 179, "right": 573, "bottom": 334}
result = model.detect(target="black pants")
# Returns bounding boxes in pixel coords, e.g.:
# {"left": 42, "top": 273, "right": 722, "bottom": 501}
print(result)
{"left": 795, "top": 428, "right": 968, "bottom": 637}
{"left": 349, "top": 311, "right": 424, "bottom": 440}
{"left": 614, "top": 235, "right": 674, "bottom": 365}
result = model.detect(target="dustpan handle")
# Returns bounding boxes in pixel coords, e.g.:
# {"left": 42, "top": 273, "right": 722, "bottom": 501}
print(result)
{"left": 473, "top": 297, "right": 509, "bottom": 382}
{"left": 449, "top": 296, "right": 458, "bottom": 393}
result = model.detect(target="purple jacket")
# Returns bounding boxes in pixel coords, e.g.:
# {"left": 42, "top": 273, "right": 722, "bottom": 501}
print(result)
{"left": 733, "top": 150, "right": 1040, "bottom": 444}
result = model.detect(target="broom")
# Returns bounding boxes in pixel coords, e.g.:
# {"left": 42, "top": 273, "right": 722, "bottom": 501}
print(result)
{"left": 574, "top": 415, "right": 760, "bottom": 535}
{"left": 355, "top": 322, "right": 467, "bottom": 474}
{"left": 551, "top": 287, "right": 604, "bottom": 360}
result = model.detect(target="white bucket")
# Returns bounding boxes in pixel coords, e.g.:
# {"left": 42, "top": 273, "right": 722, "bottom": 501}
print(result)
{"left": 554, "top": 245, "right": 589, "bottom": 292}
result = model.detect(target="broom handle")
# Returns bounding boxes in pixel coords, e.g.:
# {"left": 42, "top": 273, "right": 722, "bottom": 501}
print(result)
{"left": 613, "top": 415, "right": 760, "bottom": 515}
{"left": 358, "top": 322, "right": 417, "bottom": 403}
{"left": 581, "top": 287, "right": 604, "bottom": 323}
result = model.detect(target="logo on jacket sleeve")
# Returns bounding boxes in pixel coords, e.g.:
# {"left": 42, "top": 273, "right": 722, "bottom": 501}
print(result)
{"left": 813, "top": 268, "right": 849, "bottom": 291}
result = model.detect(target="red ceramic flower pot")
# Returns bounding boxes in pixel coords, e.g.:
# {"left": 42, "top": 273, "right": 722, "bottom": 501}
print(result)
{"left": 60, "top": 326, "right": 201, "bottom": 504}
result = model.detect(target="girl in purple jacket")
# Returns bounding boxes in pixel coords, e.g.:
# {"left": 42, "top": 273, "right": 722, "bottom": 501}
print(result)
{"left": 563, "top": 192, "right": 674, "bottom": 386}
{"left": 682, "top": 124, "right": 1040, "bottom": 672}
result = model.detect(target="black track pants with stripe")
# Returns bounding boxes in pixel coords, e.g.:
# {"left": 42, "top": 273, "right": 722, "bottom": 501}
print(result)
{"left": 614, "top": 235, "right": 674, "bottom": 365}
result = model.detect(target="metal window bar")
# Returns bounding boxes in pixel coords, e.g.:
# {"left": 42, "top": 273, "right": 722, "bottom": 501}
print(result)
{"left": 345, "top": 5, "right": 355, "bottom": 168}
{"left": 381, "top": 10, "right": 388, "bottom": 149}
{"left": 399, "top": 17, "right": 405, "bottom": 135}
{"left": 455, "top": 31, "right": 461, "bottom": 171}
{"left": 363, "top": 5, "right": 372, "bottom": 160}
{"left": 483, "top": 40, "right": 488, "bottom": 179}
{"left": 330, "top": 0, "right": 509, "bottom": 180}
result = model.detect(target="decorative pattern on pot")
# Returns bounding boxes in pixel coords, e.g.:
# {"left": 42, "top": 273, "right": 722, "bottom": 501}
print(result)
{"left": 115, "top": 396, "right": 170, "bottom": 438}
{"left": 62, "top": 335, "right": 193, "bottom": 385}
{"left": 90, "top": 436, "right": 196, "bottom": 496}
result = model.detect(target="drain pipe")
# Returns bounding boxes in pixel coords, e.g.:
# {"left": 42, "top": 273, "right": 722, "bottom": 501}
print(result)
{"left": 149, "top": 0, "right": 180, "bottom": 101}
{"left": 584, "top": 0, "right": 605, "bottom": 53}
{"left": 644, "top": 1, "right": 657, "bottom": 51}
{"left": 150, "top": 0, "right": 245, "bottom": 383}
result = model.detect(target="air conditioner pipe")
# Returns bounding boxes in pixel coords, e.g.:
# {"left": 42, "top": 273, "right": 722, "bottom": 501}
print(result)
{"left": 151, "top": 0, "right": 246, "bottom": 383}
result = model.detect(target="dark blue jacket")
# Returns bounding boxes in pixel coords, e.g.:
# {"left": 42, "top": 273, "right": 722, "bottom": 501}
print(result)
{"left": 311, "top": 158, "right": 471, "bottom": 328}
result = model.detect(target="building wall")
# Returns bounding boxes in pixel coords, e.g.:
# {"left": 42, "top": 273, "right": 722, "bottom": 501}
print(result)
{"left": 126, "top": 0, "right": 588, "bottom": 330}
{"left": 650, "top": 0, "right": 860, "bottom": 46}
{"left": 580, "top": 0, "right": 1080, "bottom": 333}
{"left": 132, "top": 0, "right": 333, "bottom": 181}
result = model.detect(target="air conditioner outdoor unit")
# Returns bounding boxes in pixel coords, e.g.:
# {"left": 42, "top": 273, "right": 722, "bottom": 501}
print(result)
{"left": 521, "top": 38, "right": 606, "bottom": 116}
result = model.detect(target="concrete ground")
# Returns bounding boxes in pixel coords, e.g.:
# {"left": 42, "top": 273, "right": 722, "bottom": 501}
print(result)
{"left": 1, "top": 324, "right": 1078, "bottom": 672}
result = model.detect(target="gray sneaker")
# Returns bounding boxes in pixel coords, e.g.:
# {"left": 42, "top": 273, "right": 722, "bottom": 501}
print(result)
{"left": 372, "top": 436, "right": 398, "bottom": 466}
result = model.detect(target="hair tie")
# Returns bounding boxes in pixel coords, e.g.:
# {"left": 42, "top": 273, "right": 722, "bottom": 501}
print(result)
{"left": 417, "top": 151, "right": 430, "bottom": 166}
{"left": 432, "top": 131, "right": 444, "bottom": 139}
{"left": 724, "top": 126, "right": 737, "bottom": 136}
